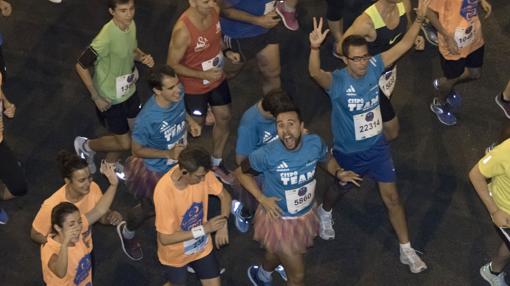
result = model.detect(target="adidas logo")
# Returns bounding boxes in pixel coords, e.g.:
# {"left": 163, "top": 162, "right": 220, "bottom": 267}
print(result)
{"left": 263, "top": 131, "right": 278, "bottom": 144}
{"left": 160, "top": 121, "right": 169, "bottom": 132}
{"left": 276, "top": 161, "right": 289, "bottom": 171}
{"left": 346, "top": 85, "right": 356, "bottom": 96}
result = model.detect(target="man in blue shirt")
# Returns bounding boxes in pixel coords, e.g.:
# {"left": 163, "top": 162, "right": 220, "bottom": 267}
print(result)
{"left": 232, "top": 89, "right": 290, "bottom": 234}
{"left": 116, "top": 65, "right": 201, "bottom": 261}
{"left": 235, "top": 104, "right": 361, "bottom": 285}
{"left": 219, "top": 0, "right": 298, "bottom": 95}
{"left": 308, "top": 3, "right": 429, "bottom": 274}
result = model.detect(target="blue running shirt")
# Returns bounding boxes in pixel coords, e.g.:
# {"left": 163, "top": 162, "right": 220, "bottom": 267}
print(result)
{"left": 132, "top": 95, "right": 187, "bottom": 173}
{"left": 235, "top": 103, "right": 278, "bottom": 157}
{"left": 327, "top": 54, "right": 385, "bottom": 154}
{"left": 249, "top": 134, "right": 328, "bottom": 217}
{"left": 220, "top": 0, "right": 274, "bottom": 39}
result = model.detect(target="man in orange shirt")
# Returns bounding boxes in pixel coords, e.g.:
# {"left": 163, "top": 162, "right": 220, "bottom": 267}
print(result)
{"left": 30, "top": 151, "right": 123, "bottom": 248}
{"left": 154, "top": 147, "right": 231, "bottom": 286}
{"left": 427, "top": 0, "right": 492, "bottom": 125}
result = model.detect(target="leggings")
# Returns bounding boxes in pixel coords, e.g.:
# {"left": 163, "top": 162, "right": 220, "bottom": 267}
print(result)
{"left": 0, "top": 141, "right": 28, "bottom": 197}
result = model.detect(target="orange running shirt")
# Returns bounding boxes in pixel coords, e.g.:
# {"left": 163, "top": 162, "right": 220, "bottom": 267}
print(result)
{"left": 41, "top": 217, "right": 93, "bottom": 286}
{"left": 429, "top": 0, "right": 484, "bottom": 60}
{"left": 32, "top": 182, "right": 102, "bottom": 247}
{"left": 154, "top": 166, "right": 223, "bottom": 267}
{"left": 177, "top": 9, "right": 224, "bottom": 95}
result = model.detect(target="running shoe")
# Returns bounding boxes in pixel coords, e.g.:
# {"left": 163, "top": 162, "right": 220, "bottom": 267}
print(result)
{"left": 74, "top": 136, "right": 97, "bottom": 174}
{"left": 446, "top": 90, "right": 462, "bottom": 111}
{"left": 274, "top": 265, "right": 288, "bottom": 282}
{"left": 318, "top": 204, "right": 335, "bottom": 240}
{"left": 480, "top": 262, "right": 508, "bottom": 286}
{"left": 0, "top": 208, "right": 8, "bottom": 224}
{"left": 275, "top": 1, "right": 299, "bottom": 31}
{"left": 116, "top": 221, "right": 143, "bottom": 261}
{"left": 430, "top": 98, "right": 457, "bottom": 126}
{"left": 247, "top": 265, "right": 272, "bottom": 286}
{"left": 232, "top": 200, "right": 250, "bottom": 233}
{"left": 495, "top": 93, "right": 510, "bottom": 119}
{"left": 212, "top": 163, "right": 235, "bottom": 185}
{"left": 400, "top": 247, "right": 428, "bottom": 274}
{"left": 420, "top": 21, "right": 438, "bottom": 46}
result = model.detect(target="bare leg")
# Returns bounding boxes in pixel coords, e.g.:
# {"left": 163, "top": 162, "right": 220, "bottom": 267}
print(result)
{"left": 278, "top": 252, "right": 305, "bottom": 286}
{"left": 490, "top": 242, "right": 510, "bottom": 272}
{"left": 436, "top": 67, "right": 481, "bottom": 103}
{"left": 378, "top": 182, "right": 409, "bottom": 244}
{"left": 256, "top": 43, "right": 281, "bottom": 95}
{"left": 210, "top": 105, "right": 231, "bottom": 159}
{"left": 383, "top": 116, "right": 400, "bottom": 142}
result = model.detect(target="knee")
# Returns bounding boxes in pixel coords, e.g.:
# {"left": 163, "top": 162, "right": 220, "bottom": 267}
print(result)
{"left": 117, "top": 136, "right": 132, "bottom": 151}
{"left": 384, "top": 125, "right": 400, "bottom": 141}
{"left": 468, "top": 69, "right": 482, "bottom": 80}
{"left": 213, "top": 111, "right": 232, "bottom": 125}
{"left": 260, "top": 64, "right": 281, "bottom": 80}
{"left": 383, "top": 193, "right": 401, "bottom": 208}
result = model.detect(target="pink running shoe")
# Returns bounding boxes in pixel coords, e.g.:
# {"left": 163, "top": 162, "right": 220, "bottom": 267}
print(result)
{"left": 276, "top": 1, "right": 299, "bottom": 31}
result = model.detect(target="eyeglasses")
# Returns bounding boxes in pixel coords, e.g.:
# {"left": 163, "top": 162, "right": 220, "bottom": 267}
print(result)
{"left": 346, "top": 55, "right": 371, "bottom": 62}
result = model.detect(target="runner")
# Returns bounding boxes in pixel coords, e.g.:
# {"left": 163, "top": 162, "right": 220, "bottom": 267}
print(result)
{"left": 426, "top": 0, "right": 492, "bottom": 125}
{"left": 0, "top": 71, "right": 28, "bottom": 224}
{"left": 116, "top": 65, "right": 201, "bottom": 261}
{"left": 40, "top": 162, "right": 119, "bottom": 286}
{"left": 74, "top": 0, "right": 154, "bottom": 178}
{"left": 308, "top": 4, "right": 428, "bottom": 272}
{"left": 154, "top": 146, "right": 231, "bottom": 286}
{"left": 31, "top": 151, "right": 122, "bottom": 248}
{"left": 470, "top": 139, "right": 510, "bottom": 286}
{"left": 167, "top": 0, "right": 240, "bottom": 185}
{"left": 341, "top": 0, "right": 424, "bottom": 140}
{"left": 235, "top": 104, "right": 361, "bottom": 285}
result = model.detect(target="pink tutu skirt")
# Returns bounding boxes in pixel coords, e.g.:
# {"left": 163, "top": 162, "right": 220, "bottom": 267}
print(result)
{"left": 253, "top": 206, "right": 319, "bottom": 255}
{"left": 124, "top": 156, "right": 164, "bottom": 199}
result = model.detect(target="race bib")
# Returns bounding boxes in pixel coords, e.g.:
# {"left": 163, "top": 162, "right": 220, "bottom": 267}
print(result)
{"left": 378, "top": 66, "right": 397, "bottom": 98}
{"left": 183, "top": 235, "right": 208, "bottom": 255}
{"left": 115, "top": 67, "right": 139, "bottom": 98}
{"left": 166, "top": 134, "right": 187, "bottom": 166}
{"left": 353, "top": 108, "right": 382, "bottom": 141}
{"left": 263, "top": 1, "right": 276, "bottom": 15}
{"left": 201, "top": 52, "right": 224, "bottom": 85}
{"left": 285, "top": 180, "right": 316, "bottom": 214}
{"left": 454, "top": 25, "right": 475, "bottom": 49}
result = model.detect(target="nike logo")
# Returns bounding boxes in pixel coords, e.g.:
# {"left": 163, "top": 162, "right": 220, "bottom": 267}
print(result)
{"left": 389, "top": 33, "right": 402, "bottom": 45}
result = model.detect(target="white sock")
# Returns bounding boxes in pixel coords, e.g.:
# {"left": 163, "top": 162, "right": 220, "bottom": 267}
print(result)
{"left": 211, "top": 156, "right": 222, "bottom": 167}
{"left": 400, "top": 242, "right": 412, "bottom": 250}
{"left": 257, "top": 266, "right": 273, "bottom": 282}
{"left": 122, "top": 224, "right": 135, "bottom": 239}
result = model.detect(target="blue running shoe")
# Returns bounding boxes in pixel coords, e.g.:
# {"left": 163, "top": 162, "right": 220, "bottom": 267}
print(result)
{"left": 430, "top": 98, "right": 457, "bottom": 126}
{"left": 247, "top": 265, "right": 272, "bottom": 286}
{"left": 0, "top": 208, "right": 8, "bottom": 224}
{"left": 274, "top": 265, "right": 288, "bottom": 282}
{"left": 446, "top": 90, "right": 462, "bottom": 111}
{"left": 232, "top": 200, "right": 249, "bottom": 233}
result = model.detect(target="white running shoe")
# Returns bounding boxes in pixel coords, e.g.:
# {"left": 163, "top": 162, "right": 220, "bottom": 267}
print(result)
{"left": 74, "top": 136, "right": 96, "bottom": 174}
{"left": 400, "top": 247, "right": 428, "bottom": 274}
{"left": 318, "top": 205, "right": 335, "bottom": 240}
{"left": 480, "top": 262, "right": 508, "bottom": 286}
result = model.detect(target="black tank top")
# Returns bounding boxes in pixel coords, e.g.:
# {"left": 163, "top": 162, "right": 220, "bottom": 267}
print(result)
{"left": 365, "top": 3, "right": 408, "bottom": 56}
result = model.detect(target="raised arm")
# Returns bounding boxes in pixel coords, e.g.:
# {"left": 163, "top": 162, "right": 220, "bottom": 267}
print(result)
{"left": 308, "top": 17, "right": 332, "bottom": 90}
{"left": 381, "top": 0, "right": 430, "bottom": 68}
{"left": 85, "top": 162, "right": 119, "bottom": 225}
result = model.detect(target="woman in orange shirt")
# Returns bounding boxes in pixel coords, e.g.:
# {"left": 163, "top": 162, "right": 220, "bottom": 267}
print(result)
{"left": 41, "top": 162, "right": 119, "bottom": 286}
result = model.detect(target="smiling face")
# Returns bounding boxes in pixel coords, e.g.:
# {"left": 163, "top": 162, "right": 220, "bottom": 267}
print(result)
{"left": 276, "top": 111, "right": 304, "bottom": 150}
{"left": 65, "top": 167, "right": 92, "bottom": 197}
{"left": 155, "top": 75, "right": 182, "bottom": 104}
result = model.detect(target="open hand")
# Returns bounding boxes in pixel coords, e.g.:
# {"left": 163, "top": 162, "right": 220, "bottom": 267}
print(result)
{"left": 309, "top": 17, "right": 329, "bottom": 49}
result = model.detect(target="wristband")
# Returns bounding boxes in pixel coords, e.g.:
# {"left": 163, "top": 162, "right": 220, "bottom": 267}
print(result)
{"left": 191, "top": 225, "right": 205, "bottom": 238}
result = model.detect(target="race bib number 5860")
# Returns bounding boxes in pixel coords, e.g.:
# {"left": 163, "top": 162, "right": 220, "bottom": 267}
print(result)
{"left": 285, "top": 180, "right": 316, "bottom": 214}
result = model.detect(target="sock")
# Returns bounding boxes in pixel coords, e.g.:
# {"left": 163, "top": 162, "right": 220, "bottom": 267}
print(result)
{"left": 257, "top": 266, "right": 273, "bottom": 282}
{"left": 122, "top": 224, "right": 135, "bottom": 239}
{"left": 400, "top": 242, "right": 412, "bottom": 251}
{"left": 501, "top": 92, "right": 510, "bottom": 103}
{"left": 489, "top": 262, "right": 502, "bottom": 275}
{"left": 283, "top": 2, "right": 296, "bottom": 12}
{"left": 211, "top": 156, "right": 222, "bottom": 167}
